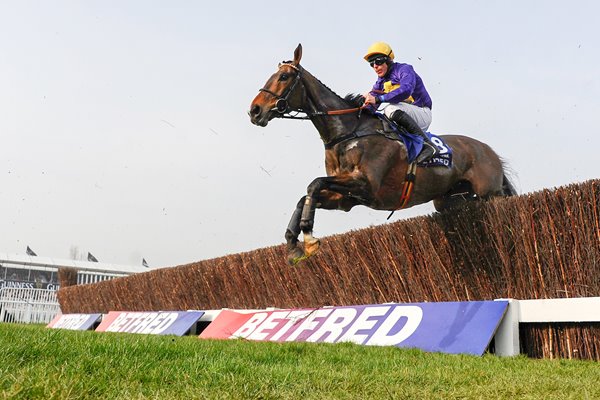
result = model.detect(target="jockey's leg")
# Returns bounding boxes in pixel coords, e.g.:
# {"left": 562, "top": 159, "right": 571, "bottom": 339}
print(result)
{"left": 383, "top": 102, "right": 432, "bottom": 131}
{"left": 384, "top": 104, "right": 438, "bottom": 163}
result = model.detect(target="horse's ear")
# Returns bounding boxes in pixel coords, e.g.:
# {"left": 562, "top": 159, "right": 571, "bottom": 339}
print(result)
{"left": 293, "top": 43, "right": 302, "bottom": 66}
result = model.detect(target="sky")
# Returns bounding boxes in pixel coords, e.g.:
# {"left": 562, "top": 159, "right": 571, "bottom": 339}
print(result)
{"left": 1, "top": 1, "right": 599, "bottom": 268}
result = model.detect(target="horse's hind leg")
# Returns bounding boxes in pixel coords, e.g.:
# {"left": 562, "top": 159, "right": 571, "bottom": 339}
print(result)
{"left": 285, "top": 196, "right": 307, "bottom": 265}
{"left": 434, "top": 167, "right": 512, "bottom": 212}
{"left": 463, "top": 151, "right": 505, "bottom": 199}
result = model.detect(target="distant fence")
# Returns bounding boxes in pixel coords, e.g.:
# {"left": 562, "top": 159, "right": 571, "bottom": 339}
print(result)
{"left": 0, "top": 288, "right": 60, "bottom": 324}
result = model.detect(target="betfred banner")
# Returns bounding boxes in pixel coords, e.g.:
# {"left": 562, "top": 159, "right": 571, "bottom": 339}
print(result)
{"left": 200, "top": 301, "right": 508, "bottom": 355}
{"left": 96, "top": 311, "right": 204, "bottom": 336}
{"left": 47, "top": 313, "right": 102, "bottom": 331}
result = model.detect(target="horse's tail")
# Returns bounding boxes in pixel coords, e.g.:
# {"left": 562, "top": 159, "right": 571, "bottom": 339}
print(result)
{"left": 502, "top": 175, "right": 517, "bottom": 196}
{"left": 501, "top": 160, "right": 518, "bottom": 196}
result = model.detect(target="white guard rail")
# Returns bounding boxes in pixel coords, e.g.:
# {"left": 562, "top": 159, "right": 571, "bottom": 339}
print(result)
{"left": 0, "top": 287, "right": 61, "bottom": 324}
{"left": 494, "top": 297, "right": 600, "bottom": 356}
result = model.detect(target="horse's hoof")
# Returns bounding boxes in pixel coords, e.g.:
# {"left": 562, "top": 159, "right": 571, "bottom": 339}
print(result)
{"left": 304, "top": 236, "right": 321, "bottom": 257}
{"left": 287, "top": 247, "right": 306, "bottom": 266}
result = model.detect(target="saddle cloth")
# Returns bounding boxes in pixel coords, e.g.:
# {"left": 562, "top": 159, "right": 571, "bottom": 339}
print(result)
{"left": 377, "top": 115, "right": 453, "bottom": 167}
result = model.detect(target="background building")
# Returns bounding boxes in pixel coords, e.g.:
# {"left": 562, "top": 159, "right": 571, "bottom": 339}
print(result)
{"left": 0, "top": 252, "right": 150, "bottom": 324}
{"left": 0, "top": 252, "right": 149, "bottom": 289}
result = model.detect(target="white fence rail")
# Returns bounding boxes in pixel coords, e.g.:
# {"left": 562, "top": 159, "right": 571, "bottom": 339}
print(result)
{"left": 0, "top": 287, "right": 60, "bottom": 324}
{"left": 494, "top": 297, "right": 600, "bottom": 356}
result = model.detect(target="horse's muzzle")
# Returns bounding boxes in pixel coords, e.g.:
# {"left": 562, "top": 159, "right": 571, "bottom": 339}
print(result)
{"left": 249, "top": 104, "right": 270, "bottom": 127}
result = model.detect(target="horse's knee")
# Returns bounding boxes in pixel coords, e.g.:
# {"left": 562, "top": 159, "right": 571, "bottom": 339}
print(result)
{"left": 306, "top": 178, "right": 326, "bottom": 196}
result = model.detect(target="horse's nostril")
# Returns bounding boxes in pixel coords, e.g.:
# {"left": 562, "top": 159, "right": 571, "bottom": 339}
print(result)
{"left": 250, "top": 105, "right": 261, "bottom": 117}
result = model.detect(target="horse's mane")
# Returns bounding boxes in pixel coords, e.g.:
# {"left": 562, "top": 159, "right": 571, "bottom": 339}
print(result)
{"left": 344, "top": 93, "right": 366, "bottom": 107}
{"left": 282, "top": 61, "right": 359, "bottom": 107}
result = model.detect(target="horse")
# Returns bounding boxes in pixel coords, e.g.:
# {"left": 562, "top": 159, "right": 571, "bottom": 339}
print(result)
{"left": 249, "top": 44, "right": 516, "bottom": 265}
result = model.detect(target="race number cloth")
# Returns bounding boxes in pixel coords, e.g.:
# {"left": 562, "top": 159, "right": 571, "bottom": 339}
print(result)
{"left": 375, "top": 111, "right": 452, "bottom": 166}
{"left": 400, "top": 131, "right": 453, "bottom": 167}
{"left": 96, "top": 311, "right": 204, "bottom": 336}
{"left": 47, "top": 313, "right": 102, "bottom": 331}
{"left": 200, "top": 301, "right": 508, "bottom": 356}
{"left": 417, "top": 133, "right": 453, "bottom": 168}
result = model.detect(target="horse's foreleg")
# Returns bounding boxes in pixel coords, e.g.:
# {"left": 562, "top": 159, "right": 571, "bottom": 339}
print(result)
{"left": 299, "top": 182, "right": 322, "bottom": 259}
{"left": 285, "top": 196, "right": 307, "bottom": 265}
{"left": 297, "top": 177, "right": 369, "bottom": 260}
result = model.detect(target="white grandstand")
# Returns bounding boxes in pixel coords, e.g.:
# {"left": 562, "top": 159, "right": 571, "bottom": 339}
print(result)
{"left": 0, "top": 252, "right": 150, "bottom": 289}
{"left": 0, "top": 252, "right": 150, "bottom": 324}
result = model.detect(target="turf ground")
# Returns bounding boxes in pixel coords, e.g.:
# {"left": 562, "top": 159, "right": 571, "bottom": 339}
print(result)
{"left": 1, "top": 324, "right": 599, "bottom": 399}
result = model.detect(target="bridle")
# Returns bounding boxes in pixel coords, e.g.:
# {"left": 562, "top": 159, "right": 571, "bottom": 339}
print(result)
{"left": 258, "top": 62, "right": 366, "bottom": 120}
{"left": 258, "top": 63, "right": 304, "bottom": 115}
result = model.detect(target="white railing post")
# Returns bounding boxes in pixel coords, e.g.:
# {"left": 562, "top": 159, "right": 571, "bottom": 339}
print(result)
{"left": 494, "top": 299, "right": 520, "bottom": 357}
{"left": 0, "top": 289, "right": 5, "bottom": 322}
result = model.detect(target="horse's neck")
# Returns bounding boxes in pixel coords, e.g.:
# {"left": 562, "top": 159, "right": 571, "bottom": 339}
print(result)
{"left": 301, "top": 69, "right": 358, "bottom": 144}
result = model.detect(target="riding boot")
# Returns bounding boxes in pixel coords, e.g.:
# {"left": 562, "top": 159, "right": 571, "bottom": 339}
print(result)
{"left": 390, "top": 110, "right": 438, "bottom": 163}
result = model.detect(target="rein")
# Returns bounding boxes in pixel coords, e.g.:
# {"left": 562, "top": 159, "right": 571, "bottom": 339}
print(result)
{"left": 320, "top": 105, "right": 368, "bottom": 116}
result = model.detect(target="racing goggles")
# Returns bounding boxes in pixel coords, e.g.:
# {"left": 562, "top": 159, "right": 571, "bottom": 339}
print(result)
{"left": 369, "top": 57, "right": 388, "bottom": 67}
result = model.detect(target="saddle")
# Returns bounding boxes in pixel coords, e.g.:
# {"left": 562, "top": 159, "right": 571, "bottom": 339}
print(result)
{"left": 324, "top": 113, "right": 452, "bottom": 168}
{"left": 375, "top": 113, "right": 453, "bottom": 168}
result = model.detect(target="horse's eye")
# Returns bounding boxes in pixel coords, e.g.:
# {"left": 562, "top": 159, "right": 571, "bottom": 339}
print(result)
{"left": 279, "top": 73, "right": 289, "bottom": 81}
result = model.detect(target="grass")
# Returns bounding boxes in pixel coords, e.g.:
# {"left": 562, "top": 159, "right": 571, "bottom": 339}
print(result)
{"left": 1, "top": 324, "right": 599, "bottom": 399}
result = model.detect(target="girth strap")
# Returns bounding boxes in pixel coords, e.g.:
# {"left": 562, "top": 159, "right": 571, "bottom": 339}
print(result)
{"left": 387, "top": 162, "right": 417, "bottom": 219}
{"left": 398, "top": 162, "right": 417, "bottom": 209}
{"left": 324, "top": 130, "right": 380, "bottom": 150}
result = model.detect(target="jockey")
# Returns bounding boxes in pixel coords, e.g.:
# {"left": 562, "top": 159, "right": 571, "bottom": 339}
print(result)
{"left": 363, "top": 41, "right": 438, "bottom": 163}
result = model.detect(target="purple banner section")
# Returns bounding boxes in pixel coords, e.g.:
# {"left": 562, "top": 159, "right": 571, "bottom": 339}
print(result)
{"left": 203, "top": 301, "right": 508, "bottom": 355}
{"left": 47, "top": 314, "right": 101, "bottom": 331}
{"left": 392, "top": 301, "right": 507, "bottom": 355}
{"left": 96, "top": 311, "right": 204, "bottom": 336}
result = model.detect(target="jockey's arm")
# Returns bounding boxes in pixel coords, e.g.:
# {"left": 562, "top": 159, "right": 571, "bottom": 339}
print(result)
{"left": 374, "top": 66, "right": 417, "bottom": 104}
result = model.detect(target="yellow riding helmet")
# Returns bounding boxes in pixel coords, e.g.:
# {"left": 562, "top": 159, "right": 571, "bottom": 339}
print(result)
{"left": 364, "top": 42, "right": 395, "bottom": 61}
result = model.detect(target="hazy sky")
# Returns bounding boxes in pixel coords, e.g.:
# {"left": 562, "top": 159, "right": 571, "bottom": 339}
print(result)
{"left": 1, "top": 1, "right": 598, "bottom": 268}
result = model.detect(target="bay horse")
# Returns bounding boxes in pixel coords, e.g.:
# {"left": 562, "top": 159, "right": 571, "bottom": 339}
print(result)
{"left": 249, "top": 44, "right": 516, "bottom": 265}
